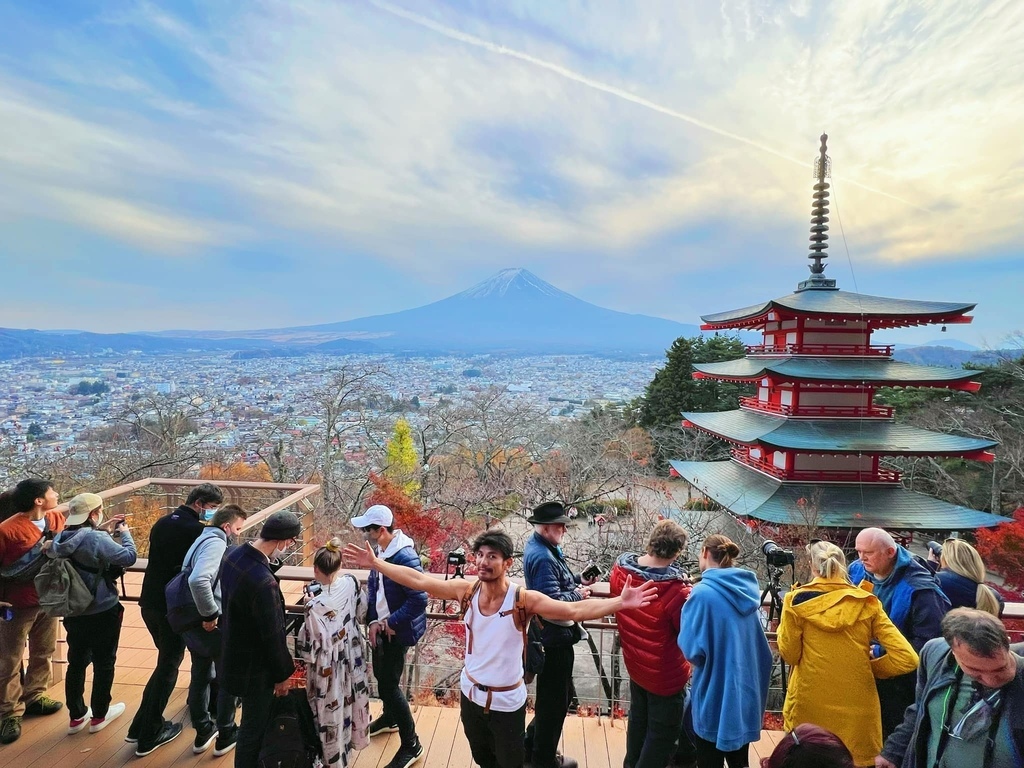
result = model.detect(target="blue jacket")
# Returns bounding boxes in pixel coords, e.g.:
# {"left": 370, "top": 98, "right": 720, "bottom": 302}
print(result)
{"left": 678, "top": 567, "right": 772, "bottom": 752}
{"left": 524, "top": 532, "right": 582, "bottom": 647}
{"left": 51, "top": 526, "right": 136, "bottom": 616}
{"left": 849, "top": 547, "right": 950, "bottom": 653}
{"left": 366, "top": 530, "right": 427, "bottom": 646}
{"left": 937, "top": 568, "right": 1004, "bottom": 614}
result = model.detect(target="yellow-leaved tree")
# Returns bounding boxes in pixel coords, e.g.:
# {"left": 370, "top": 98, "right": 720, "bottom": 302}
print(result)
{"left": 384, "top": 418, "right": 420, "bottom": 496}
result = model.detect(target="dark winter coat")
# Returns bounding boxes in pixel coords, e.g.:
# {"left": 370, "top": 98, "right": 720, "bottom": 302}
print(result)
{"left": 138, "top": 504, "right": 204, "bottom": 612}
{"left": 219, "top": 542, "right": 294, "bottom": 697}
{"left": 523, "top": 532, "right": 582, "bottom": 647}
{"left": 609, "top": 553, "right": 691, "bottom": 696}
{"left": 937, "top": 568, "right": 1005, "bottom": 614}
{"left": 366, "top": 531, "right": 427, "bottom": 646}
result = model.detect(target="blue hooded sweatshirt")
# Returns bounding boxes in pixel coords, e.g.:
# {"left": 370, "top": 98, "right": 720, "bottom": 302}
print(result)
{"left": 678, "top": 567, "right": 772, "bottom": 752}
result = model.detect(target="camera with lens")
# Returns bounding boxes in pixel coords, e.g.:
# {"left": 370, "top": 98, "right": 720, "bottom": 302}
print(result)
{"left": 926, "top": 541, "right": 943, "bottom": 559}
{"left": 303, "top": 581, "right": 323, "bottom": 599}
{"left": 446, "top": 547, "right": 466, "bottom": 580}
{"left": 762, "top": 540, "right": 795, "bottom": 568}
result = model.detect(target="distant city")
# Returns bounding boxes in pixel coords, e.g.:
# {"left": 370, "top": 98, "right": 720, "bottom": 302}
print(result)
{"left": 0, "top": 351, "right": 658, "bottom": 478}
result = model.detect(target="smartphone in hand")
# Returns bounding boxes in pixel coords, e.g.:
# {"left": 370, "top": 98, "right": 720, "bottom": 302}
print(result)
{"left": 582, "top": 563, "right": 601, "bottom": 582}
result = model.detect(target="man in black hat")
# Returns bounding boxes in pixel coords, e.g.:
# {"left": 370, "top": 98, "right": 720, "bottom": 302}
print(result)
{"left": 219, "top": 509, "right": 303, "bottom": 768}
{"left": 523, "top": 501, "right": 597, "bottom": 768}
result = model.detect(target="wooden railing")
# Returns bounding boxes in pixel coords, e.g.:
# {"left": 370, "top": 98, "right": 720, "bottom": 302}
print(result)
{"left": 732, "top": 450, "right": 902, "bottom": 484}
{"left": 746, "top": 343, "right": 894, "bottom": 357}
{"left": 739, "top": 396, "right": 894, "bottom": 419}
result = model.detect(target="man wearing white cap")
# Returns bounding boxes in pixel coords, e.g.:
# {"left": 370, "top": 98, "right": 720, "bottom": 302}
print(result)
{"left": 352, "top": 504, "right": 427, "bottom": 768}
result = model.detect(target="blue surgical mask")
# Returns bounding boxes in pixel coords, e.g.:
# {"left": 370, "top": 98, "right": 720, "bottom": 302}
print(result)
{"left": 203, "top": 508, "right": 218, "bottom": 521}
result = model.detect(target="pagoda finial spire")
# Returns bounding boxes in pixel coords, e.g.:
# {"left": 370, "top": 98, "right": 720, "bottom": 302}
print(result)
{"left": 797, "top": 133, "right": 838, "bottom": 291}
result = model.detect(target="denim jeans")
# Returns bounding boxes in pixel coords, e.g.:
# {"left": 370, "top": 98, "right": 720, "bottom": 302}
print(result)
{"left": 461, "top": 693, "right": 526, "bottom": 768}
{"left": 624, "top": 681, "right": 684, "bottom": 768}
{"left": 129, "top": 605, "right": 185, "bottom": 744}
{"left": 235, "top": 687, "right": 275, "bottom": 768}
{"left": 186, "top": 647, "right": 237, "bottom": 731}
{"left": 372, "top": 637, "right": 418, "bottom": 747}
{"left": 63, "top": 603, "right": 124, "bottom": 720}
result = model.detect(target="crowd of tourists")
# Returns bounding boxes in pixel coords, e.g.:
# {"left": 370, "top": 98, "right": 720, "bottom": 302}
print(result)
{"left": 2, "top": 480, "right": 1023, "bottom": 768}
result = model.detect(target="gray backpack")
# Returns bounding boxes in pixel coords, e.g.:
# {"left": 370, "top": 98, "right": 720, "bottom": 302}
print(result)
{"left": 34, "top": 542, "right": 95, "bottom": 618}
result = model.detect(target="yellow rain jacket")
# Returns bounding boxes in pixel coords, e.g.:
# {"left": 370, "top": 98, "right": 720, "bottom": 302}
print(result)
{"left": 777, "top": 577, "right": 919, "bottom": 767}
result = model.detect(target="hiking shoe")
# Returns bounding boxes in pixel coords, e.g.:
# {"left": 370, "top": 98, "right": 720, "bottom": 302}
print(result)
{"left": 368, "top": 716, "right": 399, "bottom": 737}
{"left": 212, "top": 725, "right": 239, "bottom": 757}
{"left": 135, "top": 721, "right": 183, "bottom": 757}
{"left": 68, "top": 708, "right": 92, "bottom": 734}
{"left": 0, "top": 716, "right": 22, "bottom": 744}
{"left": 89, "top": 702, "right": 126, "bottom": 733}
{"left": 193, "top": 722, "right": 219, "bottom": 754}
{"left": 24, "top": 695, "right": 63, "bottom": 717}
{"left": 385, "top": 741, "right": 424, "bottom": 768}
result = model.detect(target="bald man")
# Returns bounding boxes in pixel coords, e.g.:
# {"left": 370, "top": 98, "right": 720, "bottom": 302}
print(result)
{"left": 849, "top": 527, "right": 950, "bottom": 739}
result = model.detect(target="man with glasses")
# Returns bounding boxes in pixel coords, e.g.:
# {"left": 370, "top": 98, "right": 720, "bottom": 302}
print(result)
{"left": 523, "top": 502, "right": 598, "bottom": 768}
{"left": 353, "top": 504, "right": 427, "bottom": 768}
{"left": 877, "top": 608, "right": 1023, "bottom": 767}
{"left": 219, "top": 509, "right": 303, "bottom": 768}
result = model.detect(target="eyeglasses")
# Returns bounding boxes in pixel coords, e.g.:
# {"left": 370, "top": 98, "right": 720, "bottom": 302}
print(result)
{"left": 946, "top": 689, "right": 1001, "bottom": 741}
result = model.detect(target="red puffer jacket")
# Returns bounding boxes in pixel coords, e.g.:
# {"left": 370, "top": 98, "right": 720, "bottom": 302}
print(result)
{"left": 609, "top": 553, "right": 691, "bottom": 696}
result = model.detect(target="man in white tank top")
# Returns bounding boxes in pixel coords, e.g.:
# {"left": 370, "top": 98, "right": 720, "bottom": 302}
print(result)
{"left": 345, "top": 529, "right": 657, "bottom": 768}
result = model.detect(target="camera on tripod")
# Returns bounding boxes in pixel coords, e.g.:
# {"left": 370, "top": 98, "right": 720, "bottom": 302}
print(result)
{"left": 762, "top": 540, "right": 795, "bottom": 568}
{"left": 446, "top": 547, "right": 466, "bottom": 580}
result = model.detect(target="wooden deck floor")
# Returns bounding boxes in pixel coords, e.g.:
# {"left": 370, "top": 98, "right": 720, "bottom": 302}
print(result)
{"left": 1, "top": 600, "right": 784, "bottom": 768}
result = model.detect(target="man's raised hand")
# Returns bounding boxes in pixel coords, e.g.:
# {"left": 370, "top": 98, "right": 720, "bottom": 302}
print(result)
{"left": 343, "top": 541, "right": 377, "bottom": 569}
{"left": 619, "top": 577, "right": 658, "bottom": 610}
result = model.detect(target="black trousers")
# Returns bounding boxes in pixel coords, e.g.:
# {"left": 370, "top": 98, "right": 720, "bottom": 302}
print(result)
{"left": 461, "top": 693, "right": 526, "bottom": 768}
{"left": 129, "top": 605, "right": 186, "bottom": 744}
{"left": 878, "top": 672, "right": 916, "bottom": 740}
{"left": 693, "top": 736, "right": 749, "bottom": 768}
{"left": 63, "top": 603, "right": 124, "bottom": 721}
{"left": 372, "top": 637, "right": 418, "bottom": 747}
{"left": 624, "top": 681, "right": 684, "bottom": 768}
{"left": 236, "top": 686, "right": 274, "bottom": 768}
{"left": 526, "top": 644, "right": 575, "bottom": 768}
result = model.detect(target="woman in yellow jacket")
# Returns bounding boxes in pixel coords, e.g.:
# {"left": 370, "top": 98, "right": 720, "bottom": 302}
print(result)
{"left": 777, "top": 542, "right": 919, "bottom": 767}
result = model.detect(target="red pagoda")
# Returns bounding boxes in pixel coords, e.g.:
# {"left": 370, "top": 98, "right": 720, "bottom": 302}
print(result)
{"left": 670, "top": 135, "right": 1003, "bottom": 531}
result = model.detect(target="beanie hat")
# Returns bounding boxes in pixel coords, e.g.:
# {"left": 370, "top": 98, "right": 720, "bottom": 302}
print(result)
{"left": 260, "top": 510, "right": 302, "bottom": 541}
{"left": 67, "top": 493, "right": 104, "bottom": 527}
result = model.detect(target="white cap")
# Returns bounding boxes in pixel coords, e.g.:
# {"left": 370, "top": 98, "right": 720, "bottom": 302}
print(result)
{"left": 351, "top": 504, "right": 394, "bottom": 529}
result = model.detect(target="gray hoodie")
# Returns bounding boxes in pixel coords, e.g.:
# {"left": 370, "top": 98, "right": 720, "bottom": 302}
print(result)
{"left": 184, "top": 526, "right": 229, "bottom": 620}
{"left": 51, "top": 526, "right": 137, "bottom": 616}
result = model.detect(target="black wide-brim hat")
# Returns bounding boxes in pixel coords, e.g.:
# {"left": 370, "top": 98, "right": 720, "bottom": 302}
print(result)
{"left": 527, "top": 501, "right": 572, "bottom": 525}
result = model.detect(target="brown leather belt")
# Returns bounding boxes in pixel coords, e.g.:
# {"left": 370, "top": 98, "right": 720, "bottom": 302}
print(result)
{"left": 464, "top": 670, "right": 524, "bottom": 713}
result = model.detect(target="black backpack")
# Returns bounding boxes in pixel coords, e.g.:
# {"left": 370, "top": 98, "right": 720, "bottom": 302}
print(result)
{"left": 258, "top": 690, "right": 320, "bottom": 768}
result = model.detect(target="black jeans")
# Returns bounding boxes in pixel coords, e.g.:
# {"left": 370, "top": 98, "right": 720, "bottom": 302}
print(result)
{"left": 624, "top": 681, "right": 684, "bottom": 768}
{"left": 63, "top": 603, "right": 124, "bottom": 720}
{"left": 372, "top": 636, "right": 418, "bottom": 747}
{"left": 693, "top": 736, "right": 749, "bottom": 768}
{"left": 187, "top": 647, "right": 237, "bottom": 731}
{"left": 129, "top": 605, "right": 186, "bottom": 743}
{"left": 878, "top": 672, "right": 916, "bottom": 740}
{"left": 461, "top": 693, "right": 526, "bottom": 768}
{"left": 527, "top": 644, "right": 575, "bottom": 768}
{"left": 236, "top": 687, "right": 274, "bottom": 768}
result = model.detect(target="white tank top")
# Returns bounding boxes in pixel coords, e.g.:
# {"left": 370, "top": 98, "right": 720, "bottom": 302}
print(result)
{"left": 459, "top": 583, "right": 527, "bottom": 712}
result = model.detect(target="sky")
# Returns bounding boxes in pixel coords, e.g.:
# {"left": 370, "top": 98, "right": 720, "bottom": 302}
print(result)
{"left": 0, "top": 0, "right": 1022, "bottom": 347}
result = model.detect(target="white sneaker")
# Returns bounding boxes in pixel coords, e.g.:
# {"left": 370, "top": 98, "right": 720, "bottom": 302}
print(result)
{"left": 88, "top": 702, "right": 126, "bottom": 733}
{"left": 67, "top": 708, "right": 92, "bottom": 734}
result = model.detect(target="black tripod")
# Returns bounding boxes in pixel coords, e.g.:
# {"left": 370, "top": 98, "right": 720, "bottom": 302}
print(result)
{"left": 761, "top": 565, "right": 789, "bottom": 696}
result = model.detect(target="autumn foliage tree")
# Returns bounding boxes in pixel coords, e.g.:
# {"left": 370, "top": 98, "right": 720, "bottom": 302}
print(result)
{"left": 975, "top": 506, "right": 1024, "bottom": 590}
{"left": 384, "top": 418, "right": 421, "bottom": 496}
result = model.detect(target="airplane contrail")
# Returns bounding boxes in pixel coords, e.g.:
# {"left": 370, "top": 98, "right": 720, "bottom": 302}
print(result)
{"left": 369, "top": 0, "right": 927, "bottom": 212}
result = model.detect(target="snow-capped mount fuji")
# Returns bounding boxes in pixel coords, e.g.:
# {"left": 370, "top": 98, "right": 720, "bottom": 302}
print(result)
{"left": 295, "top": 268, "right": 701, "bottom": 354}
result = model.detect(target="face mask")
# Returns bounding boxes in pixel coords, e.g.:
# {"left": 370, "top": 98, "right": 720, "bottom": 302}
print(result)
{"left": 271, "top": 546, "right": 286, "bottom": 561}
{"left": 203, "top": 507, "right": 218, "bottom": 522}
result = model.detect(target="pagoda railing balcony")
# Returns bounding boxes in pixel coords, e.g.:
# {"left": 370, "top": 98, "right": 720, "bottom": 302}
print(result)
{"left": 732, "top": 450, "right": 902, "bottom": 484}
{"left": 745, "top": 343, "right": 894, "bottom": 357}
{"left": 739, "top": 396, "right": 894, "bottom": 419}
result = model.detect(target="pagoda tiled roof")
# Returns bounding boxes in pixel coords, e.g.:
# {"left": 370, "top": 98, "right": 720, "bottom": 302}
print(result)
{"left": 668, "top": 459, "right": 1004, "bottom": 529}
{"left": 683, "top": 410, "right": 997, "bottom": 455}
{"left": 692, "top": 356, "right": 980, "bottom": 385}
{"left": 701, "top": 290, "right": 975, "bottom": 327}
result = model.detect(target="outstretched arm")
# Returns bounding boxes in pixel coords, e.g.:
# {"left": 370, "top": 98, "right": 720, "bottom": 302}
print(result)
{"left": 525, "top": 577, "right": 657, "bottom": 622}
{"left": 343, "top": 541, "right": 468, "bottom": 601}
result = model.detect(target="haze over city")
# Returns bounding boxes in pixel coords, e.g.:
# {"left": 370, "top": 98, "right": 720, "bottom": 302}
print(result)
{"left": 1, "top": 1, "right": 1022, "bottom": 347}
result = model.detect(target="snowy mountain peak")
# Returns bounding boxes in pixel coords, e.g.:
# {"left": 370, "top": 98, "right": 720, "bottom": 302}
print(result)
{"left": 456, "top": 268, "right": 576, "bottom": 301}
